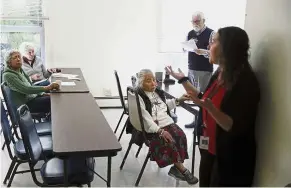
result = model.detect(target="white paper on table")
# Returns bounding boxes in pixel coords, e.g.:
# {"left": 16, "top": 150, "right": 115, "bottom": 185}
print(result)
{"left": 181, "top": 39, "right": 198, "bottom": 52}
{"left": 68, "top": 77, "right": 81, "bottom": 81}
{"left": 61, "top": 82, "right": 76, "bottom": 86}
{"left": 52, "top": 73, "right": 78, "bottom": 78}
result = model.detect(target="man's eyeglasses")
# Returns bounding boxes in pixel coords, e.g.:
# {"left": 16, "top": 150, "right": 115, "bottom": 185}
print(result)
{"left": 191, "top": 20, "right": 202, "bottom": 24}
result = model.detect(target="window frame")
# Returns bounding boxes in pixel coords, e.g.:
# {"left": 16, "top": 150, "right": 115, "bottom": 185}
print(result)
{"left": 0, "top": 21, "right": 46, "bottom": 64}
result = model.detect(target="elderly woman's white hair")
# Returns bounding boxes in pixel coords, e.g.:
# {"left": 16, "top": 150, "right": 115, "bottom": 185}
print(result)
{"left": 192, "top": 11, "right": 205, "bottom": 21}
{"left": 137, "top": 69, "right": 154, "bottom": 88}
{"left": 5, "top": 49, "right": 22, "bottom": 67}
{"left": 19, "top": 42, "right": 35, "bottom": 55}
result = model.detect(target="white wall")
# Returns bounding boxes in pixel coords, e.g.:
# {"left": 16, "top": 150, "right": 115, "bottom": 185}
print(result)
{"left": 44, "top": 0, "right": 249, "bottom": 97}
{"left": 245, "top": 0, "right": 291, "bottom": 186}
{"left": 44, "top": 0, "right": 159, "bottom": 97}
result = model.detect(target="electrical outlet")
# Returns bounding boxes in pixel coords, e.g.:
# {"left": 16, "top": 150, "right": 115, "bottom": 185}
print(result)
{"left": 103, "top": 88, "right": 112, "bottom": 96}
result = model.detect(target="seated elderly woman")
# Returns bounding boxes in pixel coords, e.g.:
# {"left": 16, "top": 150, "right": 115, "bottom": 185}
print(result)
{"left": 19, "top": 42, "right": 60, "bottom": 86}
{"left": 133, "top": 69, "right": 198, "bottom": 185}
{"left": 3, "top": 50, "right": 59, "bottom": 114}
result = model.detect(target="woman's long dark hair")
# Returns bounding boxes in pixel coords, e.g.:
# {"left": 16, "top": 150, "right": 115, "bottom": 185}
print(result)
{"left": 217, "top": 26, "right": 250, "bottom": 89}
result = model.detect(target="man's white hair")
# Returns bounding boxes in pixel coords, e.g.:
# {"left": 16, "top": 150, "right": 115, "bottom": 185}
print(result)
{"left": 137, "top": 69, "right": 154, "bottom": 88}
{"left": 192, "top": 11, "right": 205, "bottom": 20}
{"left": 19, "top": 42, "right": 35, "bottom": 55}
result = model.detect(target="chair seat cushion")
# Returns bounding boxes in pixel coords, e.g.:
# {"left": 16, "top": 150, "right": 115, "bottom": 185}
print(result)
{"left": 170, "top": 112, "right": 178, "bottom": 123}
{"left": 14, "top": 135, "right": 53, "bottom": 160}
{"left": 35, "top": 121, "right": 52, "bottom": 136}
{"left": 40, "top": 157, "right": 95, "bottom": 185}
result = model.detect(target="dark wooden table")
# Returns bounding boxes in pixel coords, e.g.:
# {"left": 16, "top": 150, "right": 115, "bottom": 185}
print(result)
{"left": 50, "top": 68, "right": 90, "bottom": 93}
{"left": 50, "top": 92, "right": 122, "bottom": 186}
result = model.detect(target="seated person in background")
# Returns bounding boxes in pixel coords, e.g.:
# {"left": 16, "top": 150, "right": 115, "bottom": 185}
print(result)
{"left": 3, "top": 50, "right": 59, "bottom": 114}
{"left": 19, "top": 42, "right": 58, "bottom": 86}
{"left": 134, "top": 69, "right": 198, "bottom": 185}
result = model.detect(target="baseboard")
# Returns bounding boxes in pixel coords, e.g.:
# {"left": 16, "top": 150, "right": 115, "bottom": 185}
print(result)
{"left": 99, "top": 106, "right": 123, "bottom": 109}
{"left": 95, "top": 96, "right": 123, "bottom": 109}
{"left": 94, "top": 96, "right": 127, "bottom": 100}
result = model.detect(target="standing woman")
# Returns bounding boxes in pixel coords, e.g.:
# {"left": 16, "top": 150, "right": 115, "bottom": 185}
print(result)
{"left": 166, "top": 26, "right": 260, "bottom": 187}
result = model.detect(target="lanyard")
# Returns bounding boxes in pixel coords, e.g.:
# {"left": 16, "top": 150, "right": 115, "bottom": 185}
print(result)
{"left": 203, "top": 81, "right": 222, "bottom": 135}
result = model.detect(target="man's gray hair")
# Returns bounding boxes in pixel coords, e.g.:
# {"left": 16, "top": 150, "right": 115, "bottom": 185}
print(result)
{"left": 19, "top": 42, "right": 35, "bottom": 55}
{"left": 192, "top": 11, "right": 205, "bottom": 20}
{"left": 137, "top": 69, "right": 154, "bottom": 88}
{"left": 5, "top": 49, "right": 21, "bottom": 67}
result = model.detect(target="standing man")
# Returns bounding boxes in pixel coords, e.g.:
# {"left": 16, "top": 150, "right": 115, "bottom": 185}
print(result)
{"left": 185, "top": 11, "right": 215, "bottom": 128}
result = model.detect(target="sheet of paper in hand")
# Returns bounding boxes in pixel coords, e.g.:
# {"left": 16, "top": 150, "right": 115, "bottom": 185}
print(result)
{"left": 181, "top": 39, "right": 198, "bottom": 52}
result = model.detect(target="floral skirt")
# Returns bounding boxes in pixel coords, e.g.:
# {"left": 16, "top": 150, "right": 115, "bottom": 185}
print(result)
{"left": 147, "top": 124, "right": 189, "bottom": 168}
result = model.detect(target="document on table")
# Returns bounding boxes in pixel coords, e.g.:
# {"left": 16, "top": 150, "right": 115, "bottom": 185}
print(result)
{"left": 181, "top": 39, "right": 197, "bottom": 52}
{"left": 52, "top": 73, "right": 81, "bottom": 80}
{"left": 61, "top": 82, "right": 76, "bottom": 86}
{"left": 52, "top": 73, "right": 78, "bottom": 78}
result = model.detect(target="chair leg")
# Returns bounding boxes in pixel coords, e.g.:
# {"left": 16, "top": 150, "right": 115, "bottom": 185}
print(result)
{"left": 114, "top": 112, "right": 125, "bottom": 133}
{"left": 135, "top": 145, "right": 143, "bottom": 158}
{"left": 7, "top": 162, "right": 20, "bottom": 187}
{"left": 135, "top": 152, "right": 150, "bottom": 187}
{"left": 12, "top": 126, "right": 21, "bottom": 140}
{"left": 3, "top": 158, "right": 16, "bottom": 184}
{"left": 118, "top": 120, "right": 127, "bottom": 142}
{"left": 2, "top": 141, "right": 6, "bottom": 150}
{"left": 191, "top": 127, "right": 197, "bottom": 174}
{"left": 88, "top": 182, "right": 91, "bottom": 187}
{"left": 120, "top": 140, "right": 133, "bottom": 170}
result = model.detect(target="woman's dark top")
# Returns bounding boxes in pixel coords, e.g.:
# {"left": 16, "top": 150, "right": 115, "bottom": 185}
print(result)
{"left": 197, "top": 65, "right": 260, "bottom": 186}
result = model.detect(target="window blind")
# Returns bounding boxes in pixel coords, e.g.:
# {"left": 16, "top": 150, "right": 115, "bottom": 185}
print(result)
{"left": 1, "top": 0, "right": 47, "bottom": 20}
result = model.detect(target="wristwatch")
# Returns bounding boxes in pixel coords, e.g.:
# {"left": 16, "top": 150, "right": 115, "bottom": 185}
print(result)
{"left": 175, "top": 98, "right": 180, "bottom": 105}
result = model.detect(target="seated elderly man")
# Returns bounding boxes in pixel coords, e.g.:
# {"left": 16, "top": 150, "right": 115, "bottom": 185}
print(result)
{"left": 19, "top": 42, "right": 59, "bottom": 86}
{"left": 3, "top": 50, "right": 59, "bottom": 114}
{"left": 134, "top": 69, "right": 198, "bottom": 185}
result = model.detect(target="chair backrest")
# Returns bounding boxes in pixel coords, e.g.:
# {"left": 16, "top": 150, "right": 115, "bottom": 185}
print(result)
{"left": 1, "top": 83, "right": 18, "bottom": 126}
{"left": 1, "top": 101, "right": 16, "bottom": 159}
{"left": 127, "top": 86, "right": 148, "bottom": 142}
{"left": 17, "top": 105, "right": 43, "bottom": 165}
{"left": 114, "top": 70, "right": 127, "bottom": 112}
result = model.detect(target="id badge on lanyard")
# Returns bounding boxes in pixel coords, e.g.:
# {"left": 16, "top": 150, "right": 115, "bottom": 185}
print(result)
{"left": 199, "top": 114, "right": 209, "bottom": 150}
{"left": 199, "top": 135, "right": 209, "bottom": 150}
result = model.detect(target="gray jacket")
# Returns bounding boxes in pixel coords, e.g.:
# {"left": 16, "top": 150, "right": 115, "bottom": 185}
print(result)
{"left": 22, "top": 56, "right": 51, "bottom": 81}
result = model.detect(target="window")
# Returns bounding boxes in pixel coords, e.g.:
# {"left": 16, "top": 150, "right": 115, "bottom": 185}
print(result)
{"left": 0, "top": 0, "right": 47, "bottom": 71}
{"left": 157, "top": 0, "right": 247, "bottom": 71}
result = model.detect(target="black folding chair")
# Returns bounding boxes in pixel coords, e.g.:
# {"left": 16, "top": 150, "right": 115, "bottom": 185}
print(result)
{"left": 1, "top": 83, "right": 52, "bottom": 141}
{"left": 1, "top": 101, "right": 53, "bottom": 187}
{"left": 114, "top": 70, "right": 129, "bottom": 141}
{"left": 120, "top": 87, "right": 152, "bottom": 186}
{"left": 16, "top": 105, "right": 95, "bottom": 187}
